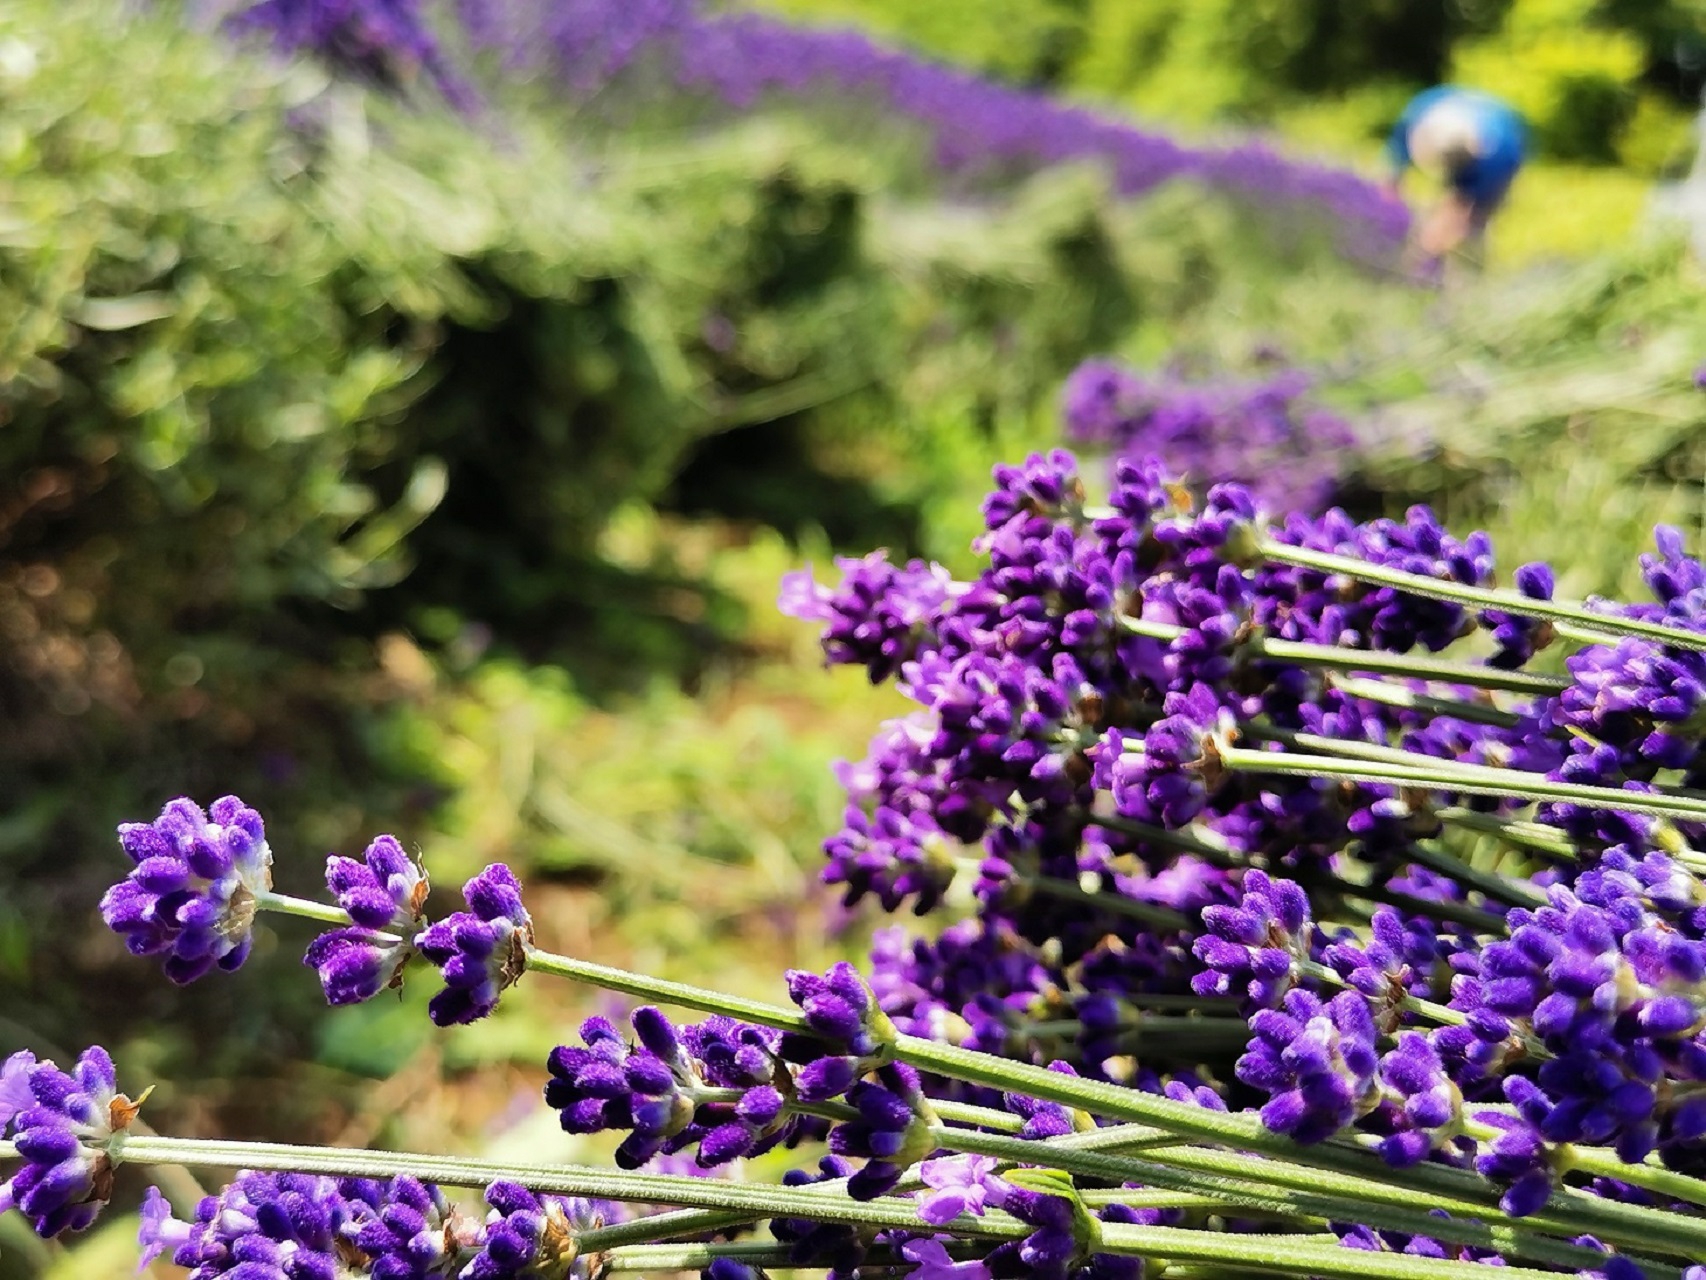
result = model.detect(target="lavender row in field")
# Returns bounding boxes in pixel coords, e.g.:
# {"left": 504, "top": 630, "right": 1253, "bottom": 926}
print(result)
{"left": 226, "top": 0, "right": 1410, "bottom": 260}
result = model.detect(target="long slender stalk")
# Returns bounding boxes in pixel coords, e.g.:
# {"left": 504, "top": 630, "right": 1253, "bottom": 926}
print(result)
{"left": 1214, "top": 746, "right": 1706, "bottom": 823}
{"left": 84, "top": 1135, "right": 1610, "bottom": 1280}
{"left": 1325, "top": 675, "right": 1524, "bottom": 729}
{"left": 1256, "top": 537, "right": 1706, "bottom": 654}
{"left": 114, "top": 1134, "right": 1020, "bottom": 1238}
{"left": 898, "top": 1039, "right": 1706, "bottom": 1256}
{"left": 936, "top": 1128, "right": 1621, "bottom": 1272}
{"left": 1116, "top": 613, "right": 1569, "bottom": 694}
{"left": 1010, "top": 866, "right": 1193, "bottom": 932}
{"left": 600, "top": 1229, "right": 1586, "bottom": 1280}
{"left": 1090, "top": 810, "right": 1510, "bottom": 929}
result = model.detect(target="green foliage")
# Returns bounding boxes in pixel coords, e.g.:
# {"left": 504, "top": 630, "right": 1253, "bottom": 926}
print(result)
{"left": 1451, "top": 0, "right": 1644, "bottom": 164}
{"left": 756, "top": 0, "right": 1091, "bottom": 86}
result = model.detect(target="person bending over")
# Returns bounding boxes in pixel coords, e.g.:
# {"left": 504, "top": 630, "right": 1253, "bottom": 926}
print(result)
{"left": 1388, "top": 86, "right": 1527, "bottom": 265}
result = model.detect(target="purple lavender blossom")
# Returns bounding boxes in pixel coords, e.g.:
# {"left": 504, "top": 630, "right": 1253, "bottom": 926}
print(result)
{"left": 1094, "top": 683, "right": 1237, "bottom": 829}
{"left": 305, "top": 833, "right": 429, "bottom": 1005}
{"left": 902, "top": 1238, "right": 995, "bottom": 1279}
{"left": 544, "top": 1008, "right": 804, "bottom": 1169}
{"left": 780, "top": 552, "right": 962, "bottom": 684}
{"left": 822, "top": 716, "right": 964, "bottom": 913}
{"left": 782, "top": 961, "right": 895, "bottom": 1100}
{"left": 916, "top": 1154, "right": 1004, "bottom": 1225}
{"left": 1321, "top": 906, "right": 1439, "bottom": 1032}
{"left": 1474, "top": 1080, "right": 1561, "bottom": 1217}
{"left": 345, "top": 1174, "right": 472, "bottom": 1278}
{"left": 1254, "top": 504, "right": 1495, "bottom": 654}
{"left": 0, "top": 1047, "right": 143, "bottom": 1238}
{"left": 464, "top": 1181, "right": 582, "bottom": 1280}
{"left": 817, "top": 1059, "right": 937, "bottom": 1201}
{"left": 414, "top": 862, "right": 533, "bottom": 1026}
{"left": 1481, "top": 561, "right": 1558, "bottom": 669}
{"left": 102, "top": 795, "right": 273, "bottom": 984}
{"left": 770, "top": 1155, "right": 871, "bottom": 1275}
{"left": 978, "top": 1184, "right": 1080, "bottom": 1280}
{"left": 1477, "top": 875, "right": 1706, "bottom": 1165}
{"left": 1374, "top": 1032, "right": 1463, "bottom": 1167}
{"left": 1237, "top": 989, "right": 1380, "bottom": 1144}
{"left": 1191, "top": 871, "right": 1311, "bottom": 1010}
{"left": 1061, "top": 360, "right": 1358, "bottom": 515}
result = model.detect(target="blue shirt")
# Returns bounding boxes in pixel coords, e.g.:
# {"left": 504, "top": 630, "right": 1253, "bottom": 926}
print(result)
{"left": 1389, "top": 86, "right": 1527, "bottom": 210}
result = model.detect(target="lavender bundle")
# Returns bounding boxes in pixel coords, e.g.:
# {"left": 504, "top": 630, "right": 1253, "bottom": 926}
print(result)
{"left": 13, "top": 451, "right": 1706, "bottom": 1278}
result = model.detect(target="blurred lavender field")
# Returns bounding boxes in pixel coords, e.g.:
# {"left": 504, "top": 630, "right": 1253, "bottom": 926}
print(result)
{"left": 0, "top": 0, "right": 1703, "bottom": 1274}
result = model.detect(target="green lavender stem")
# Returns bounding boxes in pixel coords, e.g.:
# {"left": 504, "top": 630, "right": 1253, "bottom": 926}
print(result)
{"left": 254, "top": 890, "right": 353, "bottom": 927}
{"left": 1213, "top": 746, "right": 1706, "bottom": 823}
{"left": 50, "top": 1134, "right": 1610, "bottom": 1280}
{"left": 1002, "top": 863, "right": 1193, "bottom": 932}
{"left": 113, "top": 1134, "right": 1020, "bottom": 1237}
{"left": 1116, "top": 613, "right": 1569, "bottom": 694}
{"left": 601, "top": 1233, "right": 1602, "bottom": 1280}
{"left": 599, "top": 1231, "right": 1583, "bottom": 1280}
{"left": 1324, "top": 675, "right": 1524, "bottom": 729}
{"left": 1088, "top": 810, "right": 1508, "bottom": 929}
{"left": 1255, "top": 536, "right": 1706, "bottom": 654}
{"left": 935, "top": 1128, "right": 1626, "bottom": 1272}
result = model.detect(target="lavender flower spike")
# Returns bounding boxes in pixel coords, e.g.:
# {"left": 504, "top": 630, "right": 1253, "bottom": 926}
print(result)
{"left": 101, "top": 796, "right": 273, "bottom": 984}
{"left": 0, "top": 1046, "right": 147, "bottom": 1238}
{"left": 304, "top": 833, "right": 430, "bottom": 1005}
{"left": 415, "top": 862, "right": 534, "bottom": 1026}
{"left": 782, "top": 961, "right": 898, "bottom": 1101}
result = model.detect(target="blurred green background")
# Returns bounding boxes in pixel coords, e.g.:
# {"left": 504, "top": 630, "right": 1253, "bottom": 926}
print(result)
{"left": 1, "top": 0, "right": 1704, "bottom": 1272}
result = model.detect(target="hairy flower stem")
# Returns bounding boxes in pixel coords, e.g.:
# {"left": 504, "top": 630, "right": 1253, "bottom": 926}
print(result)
{"left": 1116, "top": 613, "right": 1568, "bottom": 694}
{"left": 936, "top": 1128, "right": 1652, "bottom": 1273}
{"left": 1211, "top": 746, "right": 1706, "bottom": 823}
{"left": 1324, "top": 675, "right": 1524, "bottom": 729}
{"left": 597, "top": 1242, "right": 983, "bottom": 1272}
{"left": 1436, "top": 806, "right": 1706, "bottom": 875}
{"left": 1255, "top": 536, "right": 1706, "bottom": 654}
{"left": 1088, "top": 811, "right": 1508, "bottom": 929}
{"left": 38, "top": 1135, "right": 1613, "bottom": 1280}
{"left": 606, "top": 1230, "right": 1581, "bottom": 1280}
{"left": 1407, "top": 836, "right": 1548, "bottom": 910}
{"left": 1002, "top": 864, "right": 1193, "bottom": 932}
{"left": 254, "top": 890, "right": 352, "bottom": 926}
{"left": 112, "top": 1134, "right": 1019, "bottom": 1236}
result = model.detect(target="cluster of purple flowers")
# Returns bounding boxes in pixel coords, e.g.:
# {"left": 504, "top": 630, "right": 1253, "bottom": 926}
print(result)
{"left": 779, "top": 444, "right": 1706, "bottom": 1236}
{"left": 1, "top": 1047, "right": 141, "bottom": 1238}
{"left": 0, "top": 1042, "right": 637, "bottom": 1273}
{"left": 104, "top": 809, "right": 530, "bottom": 1028}
{"left": 139, "top": 1168, "right": 617, "bottom": 1279}
{"left": 1060, "top": 359, "right": 1359, "bottom": 515}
